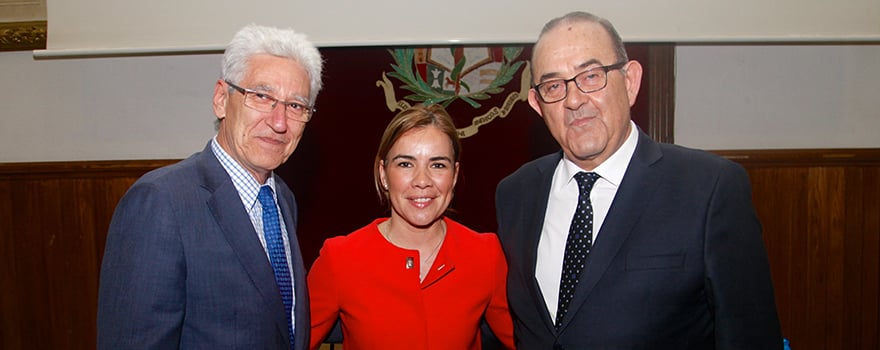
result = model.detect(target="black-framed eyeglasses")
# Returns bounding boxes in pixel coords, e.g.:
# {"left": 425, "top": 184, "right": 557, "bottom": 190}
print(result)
{"left": 225, "top": 80, "right": 315, "bottom": 122}
{"left": 532, "top": 61, "right": 628, "bottom": 103}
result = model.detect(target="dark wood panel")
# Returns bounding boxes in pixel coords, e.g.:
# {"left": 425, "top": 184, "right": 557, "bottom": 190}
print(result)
{"left": 716, "top": 148, "right": 880, "bottom": 350}
{"left": 0, "top": 160, "right": 174, "bottom": 350}
{"left": 854, "top": 166, "right": 880, "bottom": 350}
{"left": 747, "top": 167, "right": 805, "bottom": 343}
{"left": 646, "top": 44, "right": 675, "bottom": 143}
{"left": 0, "top": 181, "right": 22, "bottom": 349}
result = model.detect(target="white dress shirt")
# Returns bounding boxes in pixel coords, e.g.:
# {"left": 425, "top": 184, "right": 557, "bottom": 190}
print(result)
{"left": 211, "top": 137, "right": 296, "bottom": 333}
{"left": 536, "top": 121, "right": 639, "bottom": 320}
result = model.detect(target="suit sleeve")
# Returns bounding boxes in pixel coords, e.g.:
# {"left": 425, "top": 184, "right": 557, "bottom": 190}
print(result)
{"left": 494, "top": 178, "right": 512, "bottom": 240}
{"left": 484, "top": 234, "right": 516, "bottom": 350}
{"left": 307, "top": 239, "right": 342, "bottom": 350}
{"left": 97, "top": 183, "right": 185, "bottom": 349}
{"left": 704, "top": 163, "right": 782, "bottom": 349}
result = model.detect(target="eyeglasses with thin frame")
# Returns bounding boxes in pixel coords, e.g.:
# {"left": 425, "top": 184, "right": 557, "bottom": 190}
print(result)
{"left": 532, "top": 61, "right": 628, "bottom": 103}
{"left": 225, "top": 80, "right": 315, "bottom": 122}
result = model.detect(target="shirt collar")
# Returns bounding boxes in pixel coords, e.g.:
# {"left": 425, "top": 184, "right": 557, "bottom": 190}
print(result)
{"left": 561, "top": 120, "right": 638, "bottom": 187}
{"left": 211, "top": 136, "right": 276, "bottom": 211}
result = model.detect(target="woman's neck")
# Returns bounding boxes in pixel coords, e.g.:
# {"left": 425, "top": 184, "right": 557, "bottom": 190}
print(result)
{"left": 380, "top": 218, "right": 446, "bottom": 250}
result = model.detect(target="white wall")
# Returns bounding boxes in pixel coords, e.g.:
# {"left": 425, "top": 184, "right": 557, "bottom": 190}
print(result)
{"left": 675, "top": 44, "right": 880, "bottom": 149}
{"left": 1, "top": 44, "right": 878, "bottom": 163}
{"left": 44, "top": 0, "right": 879, "bottom": 55}
{"left": 0, "top": 52, "right": 218, "bottom": 162}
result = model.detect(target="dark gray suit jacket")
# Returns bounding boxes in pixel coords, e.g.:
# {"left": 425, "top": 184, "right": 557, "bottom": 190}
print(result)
{"left": 98, "top": 142, "right": 309, "bottom": 350}
{"left": 495, "top": 129, "right": 781, "bottom": 349}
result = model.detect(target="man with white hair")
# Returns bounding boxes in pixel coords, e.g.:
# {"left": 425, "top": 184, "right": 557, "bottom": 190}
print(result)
{"left": 98, "top": 24, "right": 323, "bottom": 350}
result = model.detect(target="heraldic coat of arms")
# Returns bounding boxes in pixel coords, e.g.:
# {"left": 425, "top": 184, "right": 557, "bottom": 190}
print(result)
{"left": 377, "top": 46, "right": 531, "bottom": 138}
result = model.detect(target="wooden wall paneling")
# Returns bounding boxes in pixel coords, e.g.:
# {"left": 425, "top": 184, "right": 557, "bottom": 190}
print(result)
{"left": 17, "top": 178, "right": 55, "bottom": 349}
{"left": 815, "top": 167, "right": 846, "bottom": 349}
{"left": 867, "top": 165, "right": 880, "bottom": 350}
{"left": 842, "top": 167, "right": 862, "bottom": 350}
{"left": 840, "top": 169, "right": 868, "bottom": 349}
{"left": 852, "top": 166, "right": 880, "bottom": 350}
{"left": 0, "top": 181, "right": 23, "bottom": 350}
{"left": 646, "top": 44, "right": 675, "bottom": 144}
{"left": 0, "top": 160, "right": 173, "bottom": 350}
{"left": 747, "top": 166, "right": 807, "bottom": 342}
{"left": 716, "top": 149, "right": 880, "bottom": 350}
{"left": 17, "top": 177, "right": 90, "bottom": 348}
{"left": 788, "top": 167, "right": 812, "bottom": 350}
{"left": 53, "top": 179, "right": 100, "bottom": 348}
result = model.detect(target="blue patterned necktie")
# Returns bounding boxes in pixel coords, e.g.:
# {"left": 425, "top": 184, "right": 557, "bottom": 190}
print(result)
{"left": 556, "top": 171, "right": 600, "bottom": 328}
{"left": 257, "top": 186, "right": 294, "bottom": 348}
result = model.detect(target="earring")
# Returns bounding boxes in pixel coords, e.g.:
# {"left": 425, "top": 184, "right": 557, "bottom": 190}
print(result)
{"left": 383, "top": 184, "right": 389, "bottom": 190}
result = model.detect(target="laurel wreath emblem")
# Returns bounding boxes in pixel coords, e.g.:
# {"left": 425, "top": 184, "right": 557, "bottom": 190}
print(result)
{"left": 386, "top": 47, "right": 525, "bottom": 108}
{"left": 377, "top": 46, "right": 531, "bottom": 138}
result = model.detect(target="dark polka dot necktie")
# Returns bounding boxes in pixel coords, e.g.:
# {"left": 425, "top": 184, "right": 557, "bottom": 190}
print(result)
{"left": 555, "top": 171, "right": 600, "bottom": 328}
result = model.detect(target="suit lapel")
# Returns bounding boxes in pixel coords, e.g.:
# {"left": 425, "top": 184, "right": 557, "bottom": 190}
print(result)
{"left": 522, "top": 153, "right": 562, "bottom": 332}
{"left": 559, "top": 131, "right": 664, "bottom": 331}
{"left": 197, "top": 148, "right": 291, "bottom": 344}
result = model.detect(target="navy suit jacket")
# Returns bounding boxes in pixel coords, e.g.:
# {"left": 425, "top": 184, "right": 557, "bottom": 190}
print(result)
{"left": 98, "top": 142, "right": 309, "bottom": 350}
{"left": 495, "top": 129, "right": 781, "bottom": 349}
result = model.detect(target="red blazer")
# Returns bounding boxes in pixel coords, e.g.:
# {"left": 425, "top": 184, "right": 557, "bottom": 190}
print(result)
{"left": 308, "top": 217, "right": 514, "bottom": 350}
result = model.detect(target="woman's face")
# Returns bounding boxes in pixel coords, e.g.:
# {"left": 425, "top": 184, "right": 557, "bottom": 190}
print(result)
{"left": 379, "top": 126, "right": 459, "bottom": 230}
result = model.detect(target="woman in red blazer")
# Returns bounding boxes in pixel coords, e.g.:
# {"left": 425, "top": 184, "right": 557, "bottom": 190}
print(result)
{"left": 308, "top": 104, "right": 515, "bottom": 350}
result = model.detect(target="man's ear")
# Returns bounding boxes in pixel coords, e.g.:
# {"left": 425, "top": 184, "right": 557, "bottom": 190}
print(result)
{"left": 212, "top": 80, "right": 228, "bottom": 120}
{"left": 527, "top": 89, "right": 545, "bottom": 119}
{"left": 622, "top": 60, "right": 643, "bottom": 107}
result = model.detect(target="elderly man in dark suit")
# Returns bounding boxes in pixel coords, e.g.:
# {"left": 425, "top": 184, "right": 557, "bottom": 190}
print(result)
{"left": 97, "top": 24, "right": 322, "bottom": 349}
{"left": 495, "top": 11, "right": 782, "bottom": 349}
